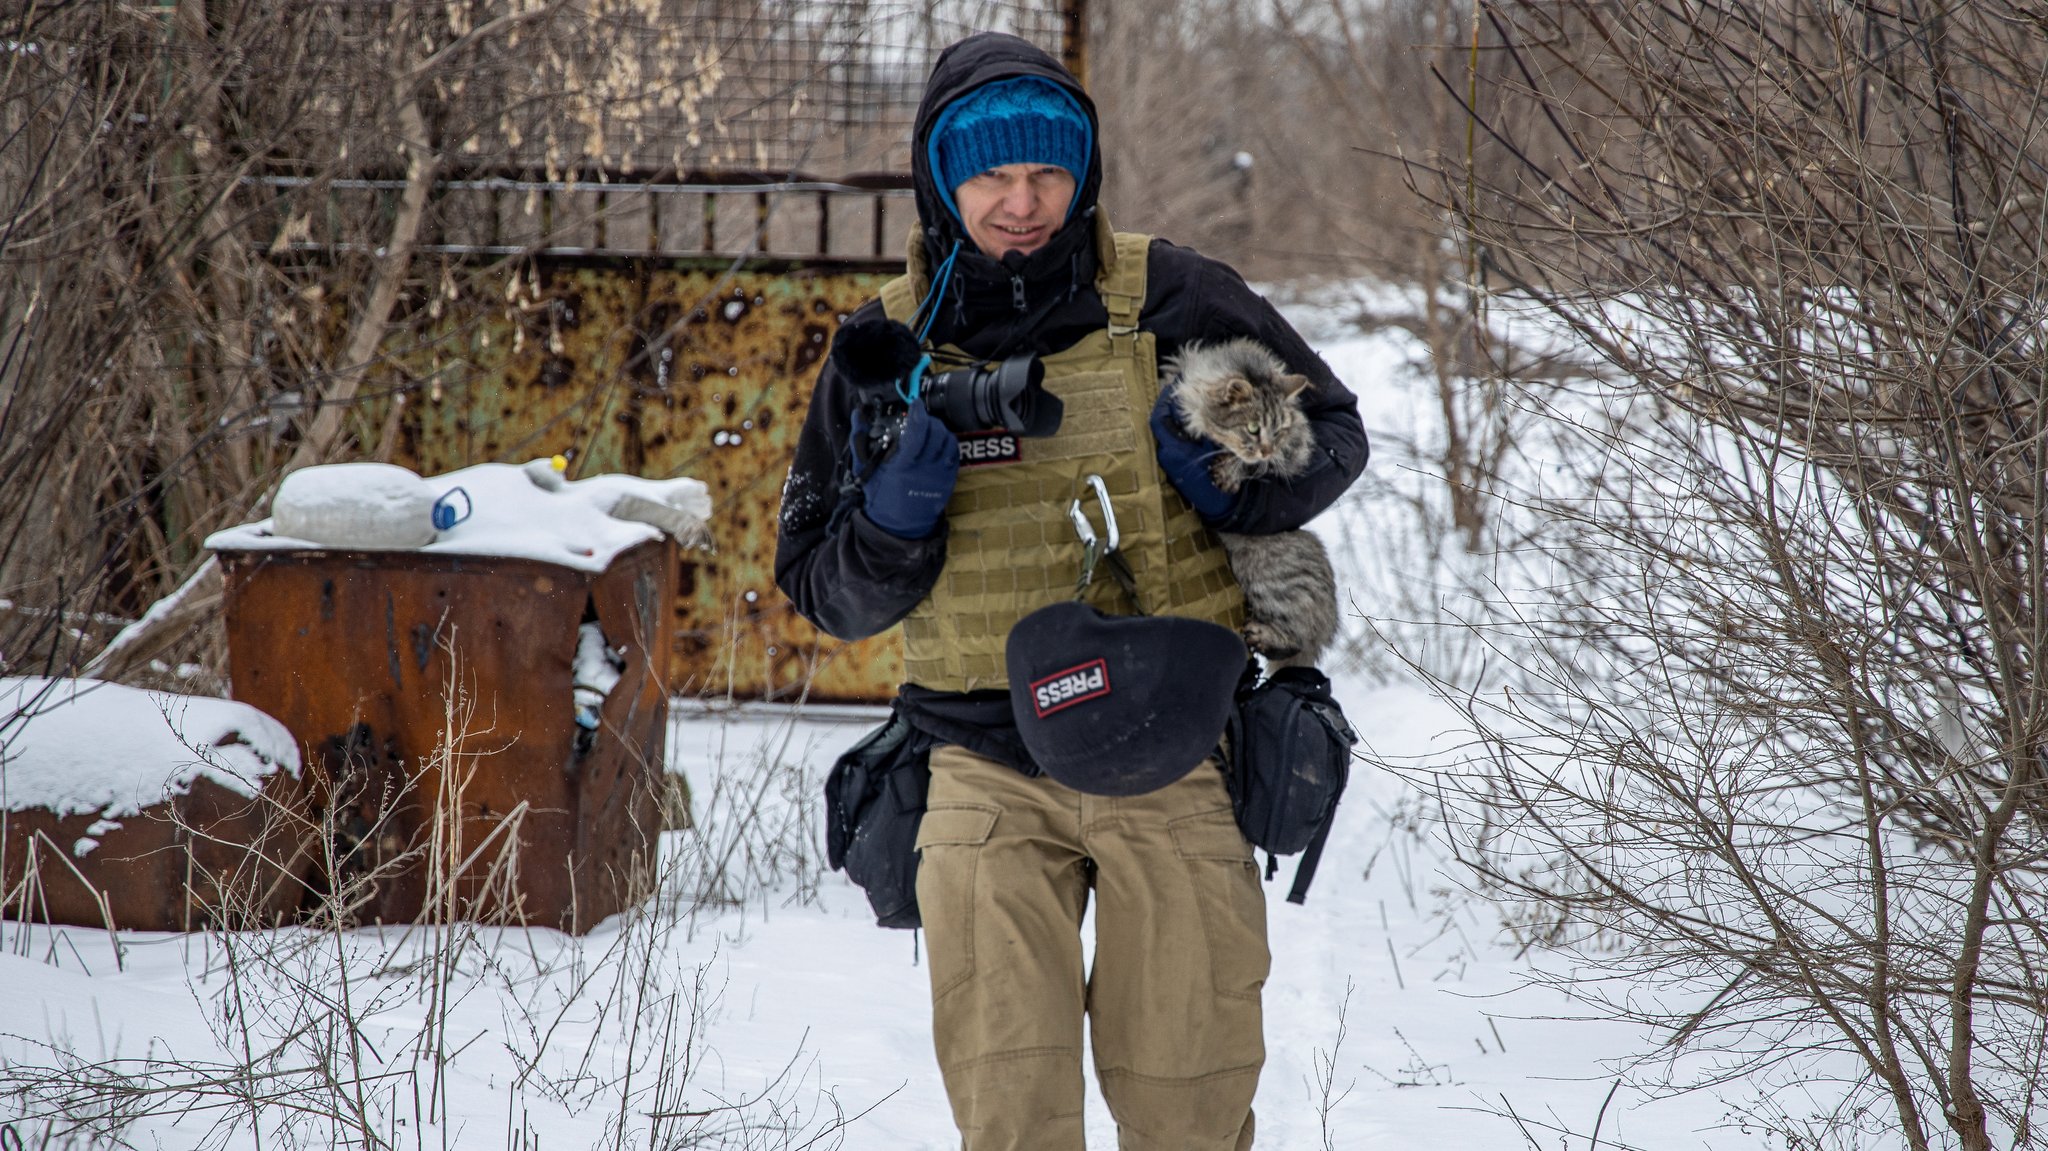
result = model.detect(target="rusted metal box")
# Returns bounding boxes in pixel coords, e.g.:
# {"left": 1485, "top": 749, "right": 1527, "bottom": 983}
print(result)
{"left": 2, "top": 776, "right": 311, "bottom": 934}
{"left": 218, "top": 539, "right": 674, "bottom": 934}
{"left": 1, "top": 678, "right": 313, "bottom": 934}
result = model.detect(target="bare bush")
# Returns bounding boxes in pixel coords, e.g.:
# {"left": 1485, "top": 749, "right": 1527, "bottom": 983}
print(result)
{"left": 0, "top": 657, "right": 867, "bottom": 1150}
{"left": 1410, "top": 2, "right": 2048, "bottom": 1147}
{"left": 0, "top": 0, "right": 851, "bottom": 684}
{"left": 1089, "top": 0, "right": 1484, "bottom": 277}
{"left": 1259, "top": 0, "right": 1559, "bottom": 562}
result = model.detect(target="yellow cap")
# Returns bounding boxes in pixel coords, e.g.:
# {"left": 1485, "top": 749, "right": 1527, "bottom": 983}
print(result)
{"left": 550, "top": 454, "right": 568, "bottom": 473}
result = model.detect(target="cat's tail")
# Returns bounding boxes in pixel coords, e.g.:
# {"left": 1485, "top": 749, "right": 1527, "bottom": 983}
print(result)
{"left": 1218, "top": 528, "right": 1340, "bottom": 671}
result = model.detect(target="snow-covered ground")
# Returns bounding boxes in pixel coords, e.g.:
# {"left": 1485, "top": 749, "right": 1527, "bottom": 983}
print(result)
{"left": 2, "top": 687, "right": 1740, "bottom": 1150}
{"left": 2, "top": 300, "right": 1771, "bottom": 1149}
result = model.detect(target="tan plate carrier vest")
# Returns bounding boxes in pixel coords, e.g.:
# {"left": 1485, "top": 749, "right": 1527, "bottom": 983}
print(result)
{"left": 879, "top": 214, "right": 1246, "bottom": 692}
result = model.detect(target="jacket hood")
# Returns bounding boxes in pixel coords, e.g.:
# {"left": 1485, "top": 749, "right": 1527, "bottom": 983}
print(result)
{"left": 911, "top": 34, "right": 1103, "bottom": 268}
{"left": 906, "top": 33, "right": 1106, "bottom": 358}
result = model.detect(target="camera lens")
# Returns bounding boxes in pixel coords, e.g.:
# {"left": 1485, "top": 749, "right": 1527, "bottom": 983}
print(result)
{"left": 921, "top": 368, "right": 978, "bottom": 431}
{"left": 922, "top": 356, "right": 1061, "bottom": 437}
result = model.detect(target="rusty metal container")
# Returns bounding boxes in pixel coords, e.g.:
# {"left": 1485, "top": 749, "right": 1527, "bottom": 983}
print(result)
{"left": 1, "top": 776, "right": 311, "bottom": 933}
{"left": 218, "top": 539, "right": 675, "bottom": 933}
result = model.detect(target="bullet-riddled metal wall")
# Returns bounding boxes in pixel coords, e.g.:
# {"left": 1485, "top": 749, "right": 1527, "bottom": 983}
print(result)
{"left": 379, "top": 258, "right": 902, "bottom": 704}
{"left": 335, "top": 1, "right": 1088, "bottom": 704}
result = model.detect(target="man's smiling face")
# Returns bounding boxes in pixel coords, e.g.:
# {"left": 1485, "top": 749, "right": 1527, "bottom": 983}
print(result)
{"left": 954, "top": 163, "right": 1077, "bottom": 259}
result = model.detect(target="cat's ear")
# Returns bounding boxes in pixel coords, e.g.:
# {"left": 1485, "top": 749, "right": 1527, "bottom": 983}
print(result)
{"left": 1282, "top": 373, "right": 1312, "bottom": 399}
{"left": 1222, "top": 376, "right": 1255, "bottom": 405}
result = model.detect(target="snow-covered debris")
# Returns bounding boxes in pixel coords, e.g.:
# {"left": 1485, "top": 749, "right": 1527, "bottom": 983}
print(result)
{"left": 270, "top": 461, "right": 438, "bottom": 549}
{"left": 0, "top": 677, "right": 299, "bottom": 820}
{"left": 572, "top": 620, "right": 626, "bottom": 730}
{"left": 207, "top": 460, "right": 712, "bottom": 573}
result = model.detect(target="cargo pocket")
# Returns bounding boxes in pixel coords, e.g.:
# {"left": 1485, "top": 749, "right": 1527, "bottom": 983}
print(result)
{"left": 914, "top": 803, "right": 1001, "bottom": 1001}
{"left": 1169, "top": 808, "right": 1270, "bottom": 1003}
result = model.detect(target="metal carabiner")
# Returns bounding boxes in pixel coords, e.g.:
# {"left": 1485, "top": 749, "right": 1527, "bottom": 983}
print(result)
{"left": 1068, "top": 474, "right": 1123, "bottom": 599}
{"left": 1071, "top": 473, "right": 1119, "bottom": 553}
{"left": 1069, "top": 497, "right": 1102, "bottom": 596}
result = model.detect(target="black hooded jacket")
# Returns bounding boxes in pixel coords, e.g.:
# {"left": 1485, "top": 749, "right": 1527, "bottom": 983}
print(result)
{"left": 773, "top": 33, "right": 1368, "bottom": 764}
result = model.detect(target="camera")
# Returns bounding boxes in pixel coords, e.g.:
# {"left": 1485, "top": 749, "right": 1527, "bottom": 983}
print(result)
{"left": 922, "top": 355, "right": 1061, "bottom": 437}
{"left": 866, "top": 354, "right": 1063, "bottom": 458}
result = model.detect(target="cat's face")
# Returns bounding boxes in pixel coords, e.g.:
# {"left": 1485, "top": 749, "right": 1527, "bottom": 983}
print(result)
{"left": 1198, "top": 372, "right": 1312, "bottom": 467}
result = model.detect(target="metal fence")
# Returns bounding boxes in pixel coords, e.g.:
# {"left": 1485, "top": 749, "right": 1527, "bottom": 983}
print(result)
{"left": 600, "top": 0, "right": 1086, "bottom": 177}
{"left": 271, "top": 0, "right": 1084, "bottom": 263}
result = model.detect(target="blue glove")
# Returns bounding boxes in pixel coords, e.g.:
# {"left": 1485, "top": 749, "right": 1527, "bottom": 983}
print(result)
{"left": 850, "top": 402, "right": 959, "bottom": 539}
{"left": 1149, "top": 392, "right": 1236, "bottom": 521}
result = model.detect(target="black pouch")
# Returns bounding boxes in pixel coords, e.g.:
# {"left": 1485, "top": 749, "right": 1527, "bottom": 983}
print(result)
{"left": 824, "top": 706, "right": 935, "bottom": 929}
{"left": 1223, "top": 663, "right": 1359, "bottom": 905}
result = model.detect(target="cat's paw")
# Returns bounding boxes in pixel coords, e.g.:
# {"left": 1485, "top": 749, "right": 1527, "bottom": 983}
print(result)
{"left": 1241, "top": 621, "right": 1301, "bottom": 661}
{"left": 1207, "top": 459, "right": 1245, "bottom": 495}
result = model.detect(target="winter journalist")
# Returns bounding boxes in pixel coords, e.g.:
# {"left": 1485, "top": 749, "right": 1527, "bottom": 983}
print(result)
{"left": 774, "top": 31, "right": 1368, "bottom": 1150}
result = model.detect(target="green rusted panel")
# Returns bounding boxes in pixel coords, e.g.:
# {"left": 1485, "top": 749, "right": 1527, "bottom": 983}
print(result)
{"left": 369, "top": 258, "right": 903, "bottom": 704}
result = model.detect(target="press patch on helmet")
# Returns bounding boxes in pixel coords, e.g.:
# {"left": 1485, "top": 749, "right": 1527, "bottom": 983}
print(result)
{"left": 1030, "top": 658, "right": 1111, "bottom": 717}
{"left": 957, "top": 428, "right": 1023, "bottom": 467}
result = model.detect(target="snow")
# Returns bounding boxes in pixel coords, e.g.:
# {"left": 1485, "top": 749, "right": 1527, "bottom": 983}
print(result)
{"left": 0, "top": 677, "right": 299, "bottom": 820}
{"left": 2, "top": 297, "right": 1833, "bottom": 1149}
{"left": 206, "top": 461, "right": 712, "bottom": 573}
{"left": 0, "top": 693, "right": 1742, "bottom": 1150}
{"left": 573, "top": 621, "right": 627, "bottom": 728}
{"left": 574, "top": 621, "right": 625, "bottom": 696}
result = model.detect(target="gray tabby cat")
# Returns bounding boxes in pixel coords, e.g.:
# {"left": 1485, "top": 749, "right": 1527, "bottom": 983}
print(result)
{"left": 1161, "top": 337, "right": 1339, "bottom": 670}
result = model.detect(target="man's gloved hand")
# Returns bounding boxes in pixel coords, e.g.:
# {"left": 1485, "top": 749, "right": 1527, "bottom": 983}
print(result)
{"left": 850, "top": 402, "right": 960, "bottom": 539}
{"left": 1149, "top": 391, "right": 1236, "bottom": 521}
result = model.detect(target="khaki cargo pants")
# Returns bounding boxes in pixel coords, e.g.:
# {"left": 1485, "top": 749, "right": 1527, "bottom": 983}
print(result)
{"left": 914, "top": 744, "right": 1269, "bottom": 1150}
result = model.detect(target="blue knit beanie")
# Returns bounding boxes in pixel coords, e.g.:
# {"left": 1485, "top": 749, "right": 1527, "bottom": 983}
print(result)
{"left": 927, "top": 76, "right": 1093, "bottom": 223}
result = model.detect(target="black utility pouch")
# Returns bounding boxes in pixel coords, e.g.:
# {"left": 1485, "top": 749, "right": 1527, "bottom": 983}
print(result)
{"left": 1223, "top": 664, "right": 1359, "bottom": 905}
{"left": 824, "top": 706, "right": 935, "bottom": 929}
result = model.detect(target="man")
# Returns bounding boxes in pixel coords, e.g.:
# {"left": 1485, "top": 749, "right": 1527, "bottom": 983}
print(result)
{"left": 775, "top": 31, "right": 1367, "bottom": 1151}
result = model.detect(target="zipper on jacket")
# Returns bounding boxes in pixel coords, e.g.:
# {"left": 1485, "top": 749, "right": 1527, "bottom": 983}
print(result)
{"left": 1010, "top": 274, "right": 1027, "bottom": 312}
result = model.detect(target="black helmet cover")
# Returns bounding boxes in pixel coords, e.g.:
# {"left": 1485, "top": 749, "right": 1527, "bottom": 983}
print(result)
{"left": 1006, "top": 602, "right": 1245, "bottom": 796}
